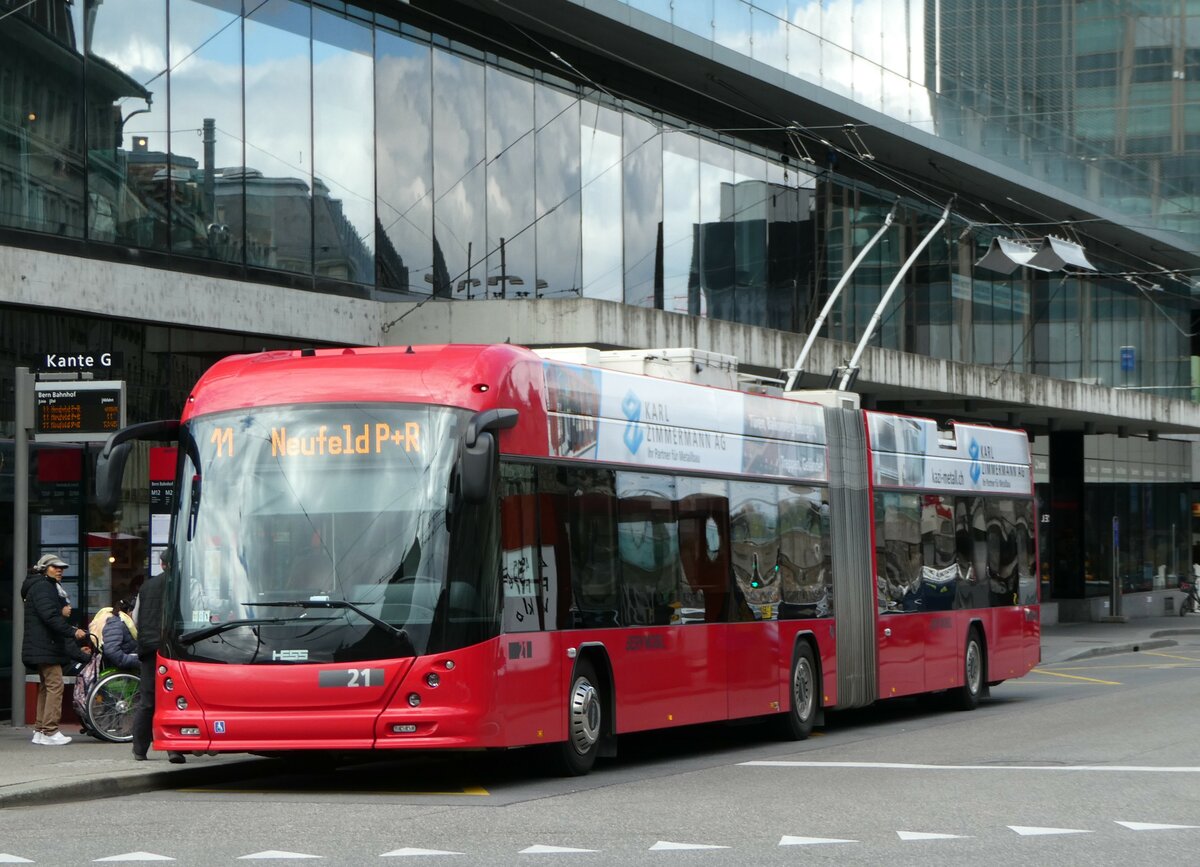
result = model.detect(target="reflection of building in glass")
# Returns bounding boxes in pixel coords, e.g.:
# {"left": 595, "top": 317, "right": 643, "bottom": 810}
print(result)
{"left": 689, "top": 180, "right": 817, "bottom": 331}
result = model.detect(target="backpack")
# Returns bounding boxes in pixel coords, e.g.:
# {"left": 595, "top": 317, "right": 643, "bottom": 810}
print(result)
{"left": 71, "top": 635, "right": 104, "bottom": 731}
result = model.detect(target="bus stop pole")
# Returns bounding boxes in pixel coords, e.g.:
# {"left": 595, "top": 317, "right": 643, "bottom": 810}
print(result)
{"left": 10, "top": 367, "right": 32, "bottom": 726}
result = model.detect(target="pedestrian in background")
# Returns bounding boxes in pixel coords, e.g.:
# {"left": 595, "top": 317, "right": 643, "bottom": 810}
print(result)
{"left": 21, "top": 554, "right": 88, "bottom": 746}
{"left": 131, "top": 551, "right": 185, "bottom": 763}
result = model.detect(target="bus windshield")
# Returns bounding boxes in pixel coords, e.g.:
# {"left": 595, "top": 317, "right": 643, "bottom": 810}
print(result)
{"left": 167, "top": 403, "right": 467, "bottom": 664}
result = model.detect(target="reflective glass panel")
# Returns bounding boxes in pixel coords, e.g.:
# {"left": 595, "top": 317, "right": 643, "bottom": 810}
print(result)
{"left": 0, "top": 0, "right": 87, "bottom": 236}
{"left": 787, "top": 19, "right": 822, "bottom": 84}
{"left": 244, "top": 0, "right": 313, "bottom": 275}
{"left": 534, "top": 84, "right": 582, "bottom": 299}
{"left": 698, "top": 140, "right": 734, "bottom": 322}
{"left": 779, "top": 485, "right": 832, "bottom": 618}
{"left": 729, "top": 481, "right": 780, "bottom": 621}
{"left": 714, "top": 0, "right": 752, "bottom": 56}
{"left": 851, "top": 0, "right": 883, "bottom": 65}
{"left": 675, "top": 475, "right": 730, "bottom": 624}
{"left": 485, "top": 67, "right": 535, "bottom": 300}
{"left": 313, "top": 9, "right": 374, "bottom": 286}
{"left": 580, "top": 102, "right": 623, "bottom": 301}
{"left": 674, "top": 0, "right": 714, "bottom": 43}
{"left": 731, "top": 150, "right": 768, "bottom": 326}
{"left": 622, "top": 113, "right": 662, "bottom": 307}
{"left": 87, "top": 0, "right": 168, "bottom": 250}
{"left": 169, "top": 0, "right": 243, "bottom": 262}
{"left": 616, "top": 472, "right": 680, "bottom": 626}
{"left": 662, "top": 132, "right": 700, "bottom": 315}
{"left": 431, "top": 48, "right": 486, "bottom": 297}
{"left": 750, "top": 3, "right": 788, "bottom": 71}
{"left": 375, "top": 30, "right": 432, "bottom": 297}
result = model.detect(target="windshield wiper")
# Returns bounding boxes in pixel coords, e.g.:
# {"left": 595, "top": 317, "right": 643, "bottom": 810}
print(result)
{"left": 180, "top": 617, "right": 299, "bottom": 645}
{"left": 244, "top": 599, "right": 416, "bottom": 655}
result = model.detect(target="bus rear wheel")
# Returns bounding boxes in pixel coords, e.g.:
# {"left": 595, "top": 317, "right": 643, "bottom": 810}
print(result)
{"left": 550, "top": 659, "right": 602, "bottom": 776}
{"left": 777, "top": 643, "right": 817, "bottom": 740}
{"left": 951, "top": 629, "right": 984, "bottom": 711}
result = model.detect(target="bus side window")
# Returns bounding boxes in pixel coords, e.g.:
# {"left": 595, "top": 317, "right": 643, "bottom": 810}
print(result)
{"left": 676, "top": 478, "right": 730, "bottom": 624}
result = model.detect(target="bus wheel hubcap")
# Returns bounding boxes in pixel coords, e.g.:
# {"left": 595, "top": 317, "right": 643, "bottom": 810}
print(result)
{"left": 569, "top": 679, "right": 601, "bottom": 755}
{"left": 966, "top": 641, "right": 981, "bottom": 693}
{"left": 793, "top": 659, "right": 813, "bottom": 720}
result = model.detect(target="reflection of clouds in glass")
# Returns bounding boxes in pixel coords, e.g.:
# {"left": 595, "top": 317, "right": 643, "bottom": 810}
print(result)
{"left": 315, "top": 49, "right": 375, "bottom": 253}
{"left": 244, "top": 55, "right": 310, "bottom": 177}
{"left": 432, "top": 50, "right": 485, "bottom": 277}
{"left": 170, "top": 3, "right": 242, "bottom": 168}
{"left": 581, "top": 118, "right": 624, "bottom": 301}
{"left": 375, "top": 45, "right": 432, "bottom": 254}
{"left": 89, "top": 2, "right": 166, "bottom": 137}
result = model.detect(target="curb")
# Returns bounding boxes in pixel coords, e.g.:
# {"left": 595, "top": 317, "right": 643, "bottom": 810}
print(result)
{"left": 0, "top": 758, "right": 267, "bottom": 810}
{"left": 1055, "top": 638, "right": 1177, "bottom": 662}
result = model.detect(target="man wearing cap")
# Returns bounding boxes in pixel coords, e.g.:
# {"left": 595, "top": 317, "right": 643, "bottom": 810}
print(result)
{"left": 21, "top": 554, "right": 88, "bottom": 745}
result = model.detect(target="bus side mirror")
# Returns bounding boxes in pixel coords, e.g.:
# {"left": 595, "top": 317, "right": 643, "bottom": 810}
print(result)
{"left": 459, "top": 408, "right": 518, "bottom": 504}
{"left": 460, "top": 431, "right": 496, "bottom": 504}
{"left": 95, "top": 419, "right": 181, "bottom": 514}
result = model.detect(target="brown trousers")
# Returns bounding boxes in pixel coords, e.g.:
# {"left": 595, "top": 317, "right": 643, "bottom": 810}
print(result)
{"left": 34, "top": 663, "right": 64, "bottom": 735}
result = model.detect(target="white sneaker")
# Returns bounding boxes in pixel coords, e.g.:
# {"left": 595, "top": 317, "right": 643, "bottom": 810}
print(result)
{"left": 42, "top": 731, "right": 72, "bottom": 745}
{"left": 31, "top": 731, "right": 47, "bottom": 745}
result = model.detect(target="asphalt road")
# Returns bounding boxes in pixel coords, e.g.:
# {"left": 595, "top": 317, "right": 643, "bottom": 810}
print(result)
{"left": 4, "top": 641, "right": 1200, "bottom": 865}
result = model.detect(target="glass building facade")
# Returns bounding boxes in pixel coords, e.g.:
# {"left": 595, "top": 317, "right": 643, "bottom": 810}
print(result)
{"left": 1, "top": 0, "right": 1194, "bottom": 390}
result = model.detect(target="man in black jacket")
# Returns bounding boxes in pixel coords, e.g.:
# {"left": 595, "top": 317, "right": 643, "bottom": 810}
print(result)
{"left": 131, "top": 551, "right": 185, "bottom": 763}
{"left": 22, "top": 554, "right": 87, "bottom": 745}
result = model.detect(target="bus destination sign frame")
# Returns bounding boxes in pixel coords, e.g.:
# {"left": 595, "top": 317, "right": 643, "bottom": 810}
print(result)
{"left": 34, "top": 380, "right": 126, "bottom": 442}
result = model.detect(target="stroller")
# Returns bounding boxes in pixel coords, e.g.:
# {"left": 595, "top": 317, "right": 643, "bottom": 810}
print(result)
{"left": 72, "top": 634, "right": 140, "bottom": 743}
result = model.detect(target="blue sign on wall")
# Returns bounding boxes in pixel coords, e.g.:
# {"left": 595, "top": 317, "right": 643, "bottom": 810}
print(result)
{"left": 1120, "top": 346, "right": 1135, "bottom": 372}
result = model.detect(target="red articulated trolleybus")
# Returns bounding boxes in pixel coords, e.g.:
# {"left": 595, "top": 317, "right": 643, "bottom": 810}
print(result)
{"left": 96, "top": 343, "right": 1039, "bottom": 774}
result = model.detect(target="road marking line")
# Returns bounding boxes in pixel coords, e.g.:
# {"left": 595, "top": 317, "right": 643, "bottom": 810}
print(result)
{"left": 381, "top": 848, "right": 466, "bottom": 857}
{"left": 897, "top": 831, "right": 970, "bottom": 841}
{"left": 1009, "top": 826, "right": 1091, "bottom": 837}
{"left": 519, "top": 845, "right": 598, "bottom": 854}
{"left": 1140, "top": 650, "right": 1200, "bottom": 662}
{"left": 742, "top": 761, "right": 1200, "bottom": 772}
{"left": 649, "top": 842, "right": 729, "bottom": 851}
{"left": 1115, "top": 822, "right": 1200, "bottom": 831}
{"left": 778, "top": 836, "right": 857, "bottom": 846}
{"left": 1029, "top": 668, "right": 1121, "bottom": 685}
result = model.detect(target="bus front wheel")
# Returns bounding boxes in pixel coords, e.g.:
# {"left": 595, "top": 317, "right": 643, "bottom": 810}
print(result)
{"left": 551, "top": 659, "right": 603, "bottom": 776}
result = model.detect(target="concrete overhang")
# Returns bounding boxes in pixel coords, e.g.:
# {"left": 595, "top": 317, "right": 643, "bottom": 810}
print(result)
{"left": 382, "top": 297, "right": 1200, "bottom": 438}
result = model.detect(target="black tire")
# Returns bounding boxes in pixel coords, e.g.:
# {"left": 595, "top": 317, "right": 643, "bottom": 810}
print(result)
{"left": 549, "top": 659, "right": 603, "bottom": 776}
{"left": 951, "top": 629, "right": 984, "bottom": 711}
{"left": 86, "top": 672, "right": 141, "bottom": 742}
{"left": 777, "top": 643, "right": 817, "bottom": 740}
